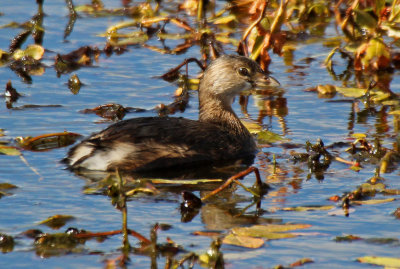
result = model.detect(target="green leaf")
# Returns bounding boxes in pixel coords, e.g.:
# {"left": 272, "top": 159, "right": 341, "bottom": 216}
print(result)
{"left": 317, "top": 84, "right": 336, "bottom": 95}
{"left": 0, "top": 146, "right": 21, "bottom": 156}
{"left": 374, "top": 0, "right": 386, "bottom": 16}
{"left": 0, "top": 183, "right": 18, "bottom": 190}
{"left": 257, "top": 130, "right": 284, "bottom": 143}
{"left": 242, "top": 121, "right": 262, "bottom": 134}
{"left": 68, "top": 74, "right": 82, "bottom": 95}
{"left": 381, "top": 22, "right": 400, "bottom": 39}
{"left": 351, "top": 133, "right": 367, "bottom": 139}
{"left": 383, "top": 189, "right": 400, "bottom": 195}
{"left": 353, "top": 198, "right": 395, "bottom": 205}
{"left": 213, "top": 14, "right": 236, "bottom": 25}
{"left": 13, "top": 44, "right": 44, "bottom": 60}
{"left": 0, "top": 191, "right": 10, "bottom": 198}
{"left": 39, "top": 215, "right": 75, "bottom": 229}
{"left": 215, "top": 35, "right": 239, "bottom": 46}
{"left": 335, "top": 234, "right": 362, "bottom": 242}
{"left": 308, "top": 3, "right": 329, "bottom": 16}
{"left": 34, "top": 232, "right": 83, "bottom": 256}
{"left": 222, "top": 234, "right": 264, "bottom": 248}
{"left": 0, "top": 49, "right": 10, "bottom": 64}
{"left": 360, "top": 182, "right": 386, "bottom": 192}
{"left": 150, "top": 178, "right": 222, "bottom": 184}
{"left": 362, "top": 38, "right": 390, "bottom": 69}
{"left": 381, "top": 100, "right": 400, "bottom": 106}
{"left": 282, "top": 205, "right": 334, "bottom": 211}
{"left": 231, "top": 224, "right": 311, "bottom": 240}
{"left": 324, "top": 47, "right": 338, "bottom": 69}
{"left": 353, "top": 9, "right": 378, "bottom": 30}
{"left": 0, "top": 233, "right": 14, "bottom": 253}
{"left": 187, "top": 78, "right": 200, "bottom": 91}
{"left": 357, "top": 256, "right": 400, "bottom": 268}
{"left": 335, "top": 87, "right": 367, "bottom": 98}
{"left": 125, "top": 187, "right": 157, "bottom": 196}
{"left": 107, "top": 32, "right": 148, "bottom": 46}
{"left": 350, "top": 165, "right": 362, "bottom": 172}
{"left": 370, "top": 91, "right": 391, "bottom": 102}
{"left": 388, "top": 2, "right": 400, "bottom": 23}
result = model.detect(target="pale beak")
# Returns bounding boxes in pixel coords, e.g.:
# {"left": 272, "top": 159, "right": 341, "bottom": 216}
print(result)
{"left": 252, "top": 72, "right": 280, "bottom": 89}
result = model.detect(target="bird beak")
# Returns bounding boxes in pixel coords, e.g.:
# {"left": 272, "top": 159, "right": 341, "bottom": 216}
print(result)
{"left": 252, "top": 72, "right": 280, "bottom": 89}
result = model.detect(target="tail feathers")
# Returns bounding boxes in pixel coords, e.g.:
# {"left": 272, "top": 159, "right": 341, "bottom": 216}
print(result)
{"left": 64, "top": 142, "right": 96, "bottom": 169}
{"left": 64, "top": 139, "right": 139, "bottom": 171}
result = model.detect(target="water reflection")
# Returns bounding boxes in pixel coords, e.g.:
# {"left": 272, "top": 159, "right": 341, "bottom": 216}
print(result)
{"left": 1, "top": 0, "right": 400, "bottom": 268}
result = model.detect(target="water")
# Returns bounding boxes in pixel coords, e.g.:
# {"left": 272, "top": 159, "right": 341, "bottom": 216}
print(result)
{"left": 1, "top": 1, "right": 400, "bottom": 268}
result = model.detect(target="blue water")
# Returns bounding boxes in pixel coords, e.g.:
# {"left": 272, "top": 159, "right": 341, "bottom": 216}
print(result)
{"left": 1, "top": 1, "right": 400, "bottom": 268}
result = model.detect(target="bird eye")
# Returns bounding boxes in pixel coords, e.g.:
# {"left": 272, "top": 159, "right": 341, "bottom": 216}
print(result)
{"left": 238, "top": 67, "right": 250, "bottom": 77}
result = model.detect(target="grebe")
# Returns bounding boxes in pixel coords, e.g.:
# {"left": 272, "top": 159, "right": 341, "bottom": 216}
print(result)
{"left": 64, "top": 55, "right": 279, "bottom": 171}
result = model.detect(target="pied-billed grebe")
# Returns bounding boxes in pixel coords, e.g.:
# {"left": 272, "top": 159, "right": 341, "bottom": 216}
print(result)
{"left": 64, "top": 55, "right": 279, "bottom": 171}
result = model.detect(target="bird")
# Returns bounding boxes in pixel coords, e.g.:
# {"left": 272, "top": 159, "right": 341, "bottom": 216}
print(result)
{"left": 64, "top": 55, "right": 279, "bottom": 172}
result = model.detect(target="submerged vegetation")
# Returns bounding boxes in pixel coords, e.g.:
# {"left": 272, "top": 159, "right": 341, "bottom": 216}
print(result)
{"left": 1, "top": 0, "right": 400, "bottom": 268}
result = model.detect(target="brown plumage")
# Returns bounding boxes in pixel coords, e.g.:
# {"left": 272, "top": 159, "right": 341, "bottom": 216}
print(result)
{"left": 64, "top": 55, "right": 279, "bottom": 171}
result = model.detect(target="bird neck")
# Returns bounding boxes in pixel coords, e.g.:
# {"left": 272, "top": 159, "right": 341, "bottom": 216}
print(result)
{"left": 199, "top": 95, "right": 250, "bottom": 138}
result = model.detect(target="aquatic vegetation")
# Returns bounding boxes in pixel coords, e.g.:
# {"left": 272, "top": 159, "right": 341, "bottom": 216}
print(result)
{"left": 0, "top": 0, "right": 400, "bottom": 268}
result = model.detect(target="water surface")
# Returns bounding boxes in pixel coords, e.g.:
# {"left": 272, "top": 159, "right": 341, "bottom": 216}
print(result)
{"left": 0, "top": 1, "right": 400, "bottom": 268}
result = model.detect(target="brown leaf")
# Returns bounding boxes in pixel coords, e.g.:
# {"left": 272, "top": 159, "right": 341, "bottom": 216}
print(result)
{"left": 354, "top": 42, "right": 368, "bottom": 71}
{"left": 290, "top": 258, "right": 314, "bottom": 267}
{"left": 192, "top": 231, "right": 222, "bottom": 237}
{"left": 81, "top": 103, "right": 127, "bottom": 121}
{"left": 0, "top": 183, "right": 18, "bottom": 190}
{"left": 9, "top": 29, "right": 31, "bottom": 53}
{"left": 17, "top": 132, "right": 81, "bottom": 151}
{"left": 272, "top": 32, "right": 287, "bottom": 55}
{"left": 259, "top": 36, "right": 271, "bottom": 71}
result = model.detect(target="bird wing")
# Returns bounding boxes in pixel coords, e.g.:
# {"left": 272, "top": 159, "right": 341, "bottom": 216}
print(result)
{"left": 67, "top": 117, "right": 252, "bottom": 171}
